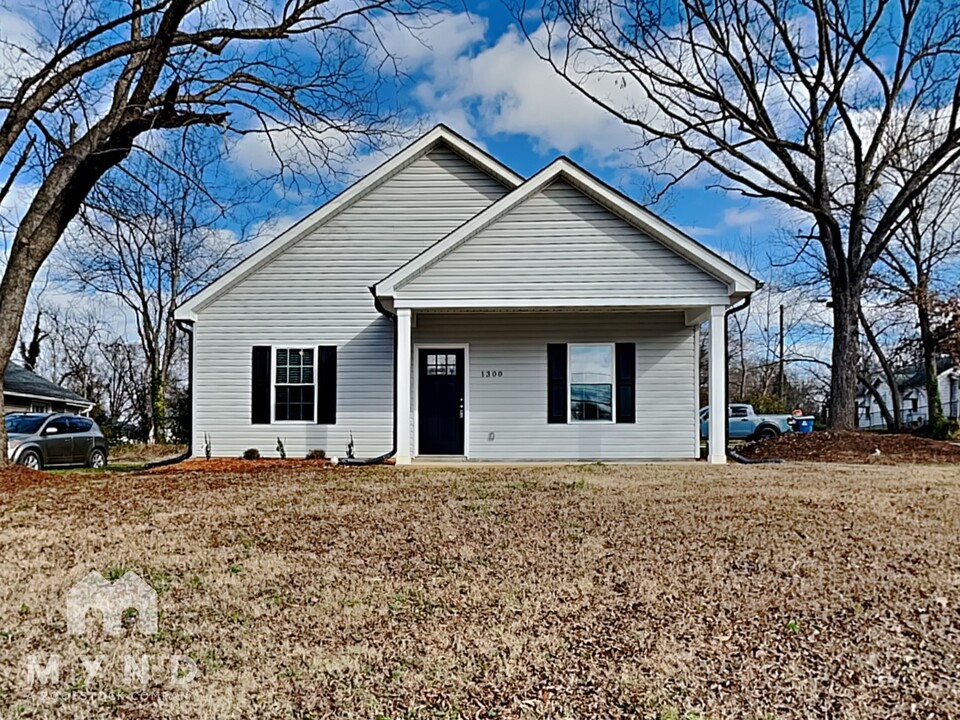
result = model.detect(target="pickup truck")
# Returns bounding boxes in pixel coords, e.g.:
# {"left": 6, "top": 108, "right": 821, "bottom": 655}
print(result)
{"left": 699, "top": 403, "right": 796, "bottom": 441}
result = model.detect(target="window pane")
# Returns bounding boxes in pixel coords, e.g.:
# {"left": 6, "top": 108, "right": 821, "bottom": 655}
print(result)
{"left": 276, "top": 367, "right": 287, "bottom": 384}
{"left": 570, "top": 345, "right": 613, "bottom": 421}
{"left": 302, "top": 366, "right": 314, "bottom": 384}
{"left": 276, "top": 349, "right": 288, "bottom": 367}
{"left": 302, "top": 349, "right": 313, "bottom": 367}
{"left": 275, "top": 385, "right": 314, "bottom": 422}
{"left": 570, "top": 345, "right": 613, "bottom": 384}
{"left": 288, "top": 366, "right": 302, "bottom": 384}
{"left": 571, "top": 384, "right": 613, "bottom": 421}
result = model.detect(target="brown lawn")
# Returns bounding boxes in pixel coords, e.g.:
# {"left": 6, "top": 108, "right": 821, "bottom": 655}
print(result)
{"left": 0, "top": 462, "right": 958, "bottom": 719}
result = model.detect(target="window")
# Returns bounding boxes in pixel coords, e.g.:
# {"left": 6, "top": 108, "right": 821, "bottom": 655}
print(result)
{"left": 275, "top": 348, "right": 315, "bottom": 421}
{"left": 426, "top": 353, "right": 458, "bottom": 376}
{"left": 730, "top": 405, "right": 749, "bottom": 418}
{"left": 31, "top": 403, "right": 49, "bottom": 413}
{"left": 569, "top": 344, "right": 614, "bottom": 421}
{"left": 68, "top": 417, "right": 94, "bottom": 433}
{"left": 45, "top": 417, "right": 72, "bottom": 434}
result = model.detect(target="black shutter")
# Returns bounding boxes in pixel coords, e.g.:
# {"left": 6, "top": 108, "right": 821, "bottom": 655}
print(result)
{"left": 251, "top": 346, "right": 272, "bottom": 424}
{"left": 547, "top": 344, "right": 567, "bottom": 424}
{"left": 615, "top": 342, "right": 636, "bottom": 424}
{"left": 317, "top": 346, "right": 337, "bottom": 424}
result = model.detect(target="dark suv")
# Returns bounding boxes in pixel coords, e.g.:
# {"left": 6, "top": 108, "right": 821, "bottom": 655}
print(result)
{"left": 5, "top": 413, "right": 108, "bottom": 470}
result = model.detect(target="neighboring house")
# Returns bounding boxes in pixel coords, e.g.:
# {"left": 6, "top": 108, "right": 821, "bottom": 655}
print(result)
{"left": 175, "top": 126, "right": 758, "bottom": 464}
{"left": 857, "top": 357, "right": 960, "bottom": 429}
{"left": 3, "top": 362, "right": 93, "bottom": 415}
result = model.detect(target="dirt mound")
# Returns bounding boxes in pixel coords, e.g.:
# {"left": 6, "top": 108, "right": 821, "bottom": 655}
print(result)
{"left": 739, "top": 430, "right": 960, "bottom": 464}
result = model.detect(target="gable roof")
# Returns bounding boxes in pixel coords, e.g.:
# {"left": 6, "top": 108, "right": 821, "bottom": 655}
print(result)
{"left": 174, "top": 125, "right": 523, "bottom": 320}
{"left": 375, "top": 157, "right": 759, "bottom": 300}
{"left": 4, "top": 363, "right": 91, "bottom": 406}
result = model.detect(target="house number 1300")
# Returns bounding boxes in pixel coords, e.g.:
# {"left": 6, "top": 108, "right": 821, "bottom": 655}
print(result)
{"left": 480, "top": 370, "right": 503, "bottom": 378}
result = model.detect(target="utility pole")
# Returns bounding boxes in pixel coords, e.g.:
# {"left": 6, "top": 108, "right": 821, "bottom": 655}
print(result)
{"left": 778, "top": 304, "right": 785, "bottom": 406}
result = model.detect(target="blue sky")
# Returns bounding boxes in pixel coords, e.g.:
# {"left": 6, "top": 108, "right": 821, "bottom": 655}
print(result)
{"left": 226, "top": 4, "right": 779, "bottom": 276}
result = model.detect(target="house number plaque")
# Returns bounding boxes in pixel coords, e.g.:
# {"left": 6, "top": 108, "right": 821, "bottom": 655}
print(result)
{"left": 479, "top": 370, "right": 503, "bottom": 378}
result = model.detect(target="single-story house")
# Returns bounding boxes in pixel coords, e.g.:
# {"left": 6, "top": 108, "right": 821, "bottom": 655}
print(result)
{"left": 175, "top": 126, "right": 758, "bottom": 463}
{"left": 3, "top": 362, "right": 92, "bottom": 415}
{"left": 857, "top": 357, "right": 959, "bottom": 429}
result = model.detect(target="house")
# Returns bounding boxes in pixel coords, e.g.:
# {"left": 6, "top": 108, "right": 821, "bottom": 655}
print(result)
{"left": 174, "top": 126, "right": 758, "bottom": 464}
{"left": 857, "top": 358, "right": 960, "bottom": 429}
{"left": 3, "top": 362, "right": 92, "bottom": 415}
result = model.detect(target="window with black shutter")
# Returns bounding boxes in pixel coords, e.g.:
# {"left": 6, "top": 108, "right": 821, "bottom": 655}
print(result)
{"left": 251, "top": 346, "right": 272, "bottom": 424}
{"left": 615, "top": 343, "right": 636, "bottom": 424}
{"left": 547, "top": 344, "right": 567, "bottom": 424}
{"left": 274, "top": 348, "right": 315, "bottom": 421}
{"left": 316, "top": 346, "right": 337, "bottom": 424}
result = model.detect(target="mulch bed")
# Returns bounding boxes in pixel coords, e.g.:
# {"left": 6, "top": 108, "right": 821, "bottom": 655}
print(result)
{"left": 145, "top": 457, "right": 337, "bottom": 474}
{"left": 740, "top": 430, "right": 960, "bottom": 464}
{"left": 0, "top": 465, "right": 58, "bottom": 493}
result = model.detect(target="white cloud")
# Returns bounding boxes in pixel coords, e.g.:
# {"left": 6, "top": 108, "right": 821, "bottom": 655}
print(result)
{"left": 723, "top": 207, "right": 767, "bottom": 229}
{"left": 371, "top": 13, "right": 641, "bottom": 166}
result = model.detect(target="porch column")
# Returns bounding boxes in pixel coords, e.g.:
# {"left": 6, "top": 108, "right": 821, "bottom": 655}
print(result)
{"left": 396, "top": 308, "right": 412, "bottom": 465}
{"left": 708, "top": 305, "right": 727, "bottom": 464}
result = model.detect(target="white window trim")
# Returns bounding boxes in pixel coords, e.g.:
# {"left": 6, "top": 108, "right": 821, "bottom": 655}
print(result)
{"left": 271, "top": 346, "right": 317, "bottom": 424}
{"left": 567, "top": 342, "right": 616, "bottom": 424}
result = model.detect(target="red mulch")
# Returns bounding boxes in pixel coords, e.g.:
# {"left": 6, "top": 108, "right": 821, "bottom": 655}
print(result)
{"left": 0, "top": 465, "right": 56, "bottom": 493}
{"left": 739, "top": 430, "right": 960, "bottom": 464}
{"left": 145, "top": 457, "right": 337, "bottom": 474}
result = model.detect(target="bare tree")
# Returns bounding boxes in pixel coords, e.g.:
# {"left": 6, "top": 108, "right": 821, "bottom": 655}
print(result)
{"left": 60, "top": 141, "right": 250, "bottom": 443}
{"left": 873, "top": 161, "right": 960, "bottom": 431}
{"left": 40, "top": 304, "right": 151, "bottom": 436}
{"left": 527, "top": 0, "right": 960, "bottom": 428}
{"left": 0, "top": 0, "right": 432, "bottom": 459}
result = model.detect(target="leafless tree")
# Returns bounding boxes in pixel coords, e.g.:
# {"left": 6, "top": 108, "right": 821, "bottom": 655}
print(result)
{"left": 872, "top": 158, "right": 960, "bottom": 430}
{"left": 59, "top": 140, "right": 251, "bottom": 443}
{"left": 0, "top": 0, "right": 435, "bottom": 459}
{"left": 39, "top": 304, "right": 150, "bottom": 436}
{"left": 526, "top": 0, "right": 960, "bottom": 428}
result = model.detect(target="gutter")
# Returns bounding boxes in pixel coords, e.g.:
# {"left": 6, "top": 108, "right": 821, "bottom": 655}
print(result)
{"left": 327, "top": 288, "right": 399, "bottom": 466}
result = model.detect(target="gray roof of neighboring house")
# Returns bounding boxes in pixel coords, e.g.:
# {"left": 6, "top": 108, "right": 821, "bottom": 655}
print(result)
{"left": 3, "top": 362, "right": 90, "bottom": 406}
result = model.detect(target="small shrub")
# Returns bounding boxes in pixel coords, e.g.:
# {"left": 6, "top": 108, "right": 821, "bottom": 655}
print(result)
{"left": 242, "top": 448, "right": 261, "bottom": 461}
{"left": 305, "top": 449, "right": 326, "bottom": 460}
{"left": 276, "top": 437, "right": 286, "bottom": 459}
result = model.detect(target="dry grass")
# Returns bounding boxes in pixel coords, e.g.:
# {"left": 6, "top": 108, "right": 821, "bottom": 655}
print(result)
{"left": 0, "top": 462, "right": 958, "bottom": 719}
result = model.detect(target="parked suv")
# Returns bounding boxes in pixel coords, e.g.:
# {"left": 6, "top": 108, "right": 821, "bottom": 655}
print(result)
{"left": 5, "top": 413, "right": 108, "bottom": 470}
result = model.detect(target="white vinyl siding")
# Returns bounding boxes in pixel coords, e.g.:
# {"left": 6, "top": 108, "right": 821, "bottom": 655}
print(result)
{"left": 412, "top": 311, "right": 698, "bottom": 460}
{"left": 192, "top": 146, "right": 510, "bottom": 457}
{"left": 397, "top": 179, "right": 730, "bottom": 305}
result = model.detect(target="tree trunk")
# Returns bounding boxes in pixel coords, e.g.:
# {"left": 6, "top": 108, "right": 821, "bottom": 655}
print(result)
{"left": 830, "top": 284, "right": 861, "bottom": 429}
{"left": 918, "top": 297, "right": 945, "bottom": 429}
{"left": 150, "top": 365, "right": 166, "bottom": 445}
{"left": 859, "top": 303, "right": 902, "bottom": 431}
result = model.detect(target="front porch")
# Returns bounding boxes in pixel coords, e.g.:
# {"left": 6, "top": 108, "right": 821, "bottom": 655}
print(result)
{"left": 391, "top": 307, "right": 729, "bottom": 465}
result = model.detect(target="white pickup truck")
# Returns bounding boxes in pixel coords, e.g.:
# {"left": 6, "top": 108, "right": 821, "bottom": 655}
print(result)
{"left": 699, "top": 403, "right": 796, "bottom": 441}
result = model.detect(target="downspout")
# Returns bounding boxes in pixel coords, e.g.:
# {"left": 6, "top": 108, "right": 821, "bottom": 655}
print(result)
{"left": 145, "top": 318, "right": 195, "bottom": 468}
{"left": 331, "top": 289, "right": 398, "bottom": 466}
{"left": 723, "top": 292, "right": 784, "bottom": 464}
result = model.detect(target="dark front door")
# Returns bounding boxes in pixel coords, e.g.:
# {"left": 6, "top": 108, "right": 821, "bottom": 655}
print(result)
{"left": 418, "top": 348, "right": 465, "bottom": 455}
